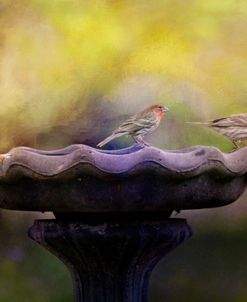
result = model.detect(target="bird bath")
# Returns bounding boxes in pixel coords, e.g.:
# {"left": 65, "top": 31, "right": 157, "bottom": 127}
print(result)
{"left": 0, "top": 144, "right": 247, "bottom": 301}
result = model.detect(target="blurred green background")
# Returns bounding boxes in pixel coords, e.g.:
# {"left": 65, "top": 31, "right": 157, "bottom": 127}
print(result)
{"left": 0, "top": 0, "right": 247, "bottom": 301}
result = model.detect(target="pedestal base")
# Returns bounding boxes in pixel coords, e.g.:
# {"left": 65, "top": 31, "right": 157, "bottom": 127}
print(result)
{"left": 28, "top": 218, "right": 192, "bottom": 302}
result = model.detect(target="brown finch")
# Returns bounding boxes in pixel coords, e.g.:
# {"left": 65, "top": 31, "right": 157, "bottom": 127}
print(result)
{"left": 97, "top": 104, "right": 169, "bottom": 148}
{"left": 188, "top": 113, "right": 247, "bottom": 148}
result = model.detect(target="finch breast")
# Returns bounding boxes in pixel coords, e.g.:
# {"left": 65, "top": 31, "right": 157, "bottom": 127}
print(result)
{"left": 216, "top": 126, "right": 247, "bottom": 141}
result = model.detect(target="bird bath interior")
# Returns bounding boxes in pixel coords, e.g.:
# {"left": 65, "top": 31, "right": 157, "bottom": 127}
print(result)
{"left": 0, "top": 143, "right": 247, "bottom": 301}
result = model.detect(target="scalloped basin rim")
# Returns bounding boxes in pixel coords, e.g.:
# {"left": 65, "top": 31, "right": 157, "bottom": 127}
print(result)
{"left": 1, "top": 144, "right": 247, "bottom": 179}
{"left": 0, "top": 144, "right": 246, "bottom": 213}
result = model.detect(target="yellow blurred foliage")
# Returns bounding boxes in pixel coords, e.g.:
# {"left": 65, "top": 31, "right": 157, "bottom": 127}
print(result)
{"left": 0, "top": 0, "right": 246, "bottom": 150}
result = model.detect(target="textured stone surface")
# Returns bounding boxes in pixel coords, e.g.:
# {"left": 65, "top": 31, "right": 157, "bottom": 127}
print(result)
{"left": 0, "top": 144, "right": 246, "bottom": 212}
{"left": 29, "top": 218, "right": 192, "bottom": 302}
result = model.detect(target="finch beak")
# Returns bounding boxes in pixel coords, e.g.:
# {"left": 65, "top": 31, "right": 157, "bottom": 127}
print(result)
{"left": 162, "top": 107, "right": 169, "bottom": 113}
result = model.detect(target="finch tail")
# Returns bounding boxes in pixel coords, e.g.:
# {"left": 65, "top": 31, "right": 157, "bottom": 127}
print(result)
{"left": 186, "top": 121, "right": 211, "bottom": 126}
{"left": 97, "top": 132, "right": 123, "bottom": 148}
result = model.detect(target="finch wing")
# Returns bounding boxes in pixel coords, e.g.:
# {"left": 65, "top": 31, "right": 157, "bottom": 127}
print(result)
{"left": 113, "top": 111, "right": 157, "bottom": 135}
{"left": 212, "top": 114, "right": 247, "bottom": 128}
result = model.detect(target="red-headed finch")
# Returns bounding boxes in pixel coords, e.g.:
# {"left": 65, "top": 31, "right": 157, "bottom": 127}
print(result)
{"left": 97, "top": 104, "right": 169, "bottom": 148}
{"left": 188, "top": 113, "right": 247, "bottom": 148}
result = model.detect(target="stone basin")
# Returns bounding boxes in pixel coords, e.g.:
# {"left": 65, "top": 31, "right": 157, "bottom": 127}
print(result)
{"left": 0, "top": 144, "right": 246, "bottom": 214}
{"left": 1, "top": 143, "right": 246, "bottom": 302}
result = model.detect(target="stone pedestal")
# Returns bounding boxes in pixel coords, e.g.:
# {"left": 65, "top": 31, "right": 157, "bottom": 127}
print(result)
{"left": 1, "top": 144, "right": 246, "bottom": 301}
{"left": 29, "top": 217, "right": 192, "bottom": 302}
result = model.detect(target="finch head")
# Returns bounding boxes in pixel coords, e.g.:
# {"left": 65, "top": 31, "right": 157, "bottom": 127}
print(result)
{"left": 150, "top": 104, "right": 169, "bottom": 119}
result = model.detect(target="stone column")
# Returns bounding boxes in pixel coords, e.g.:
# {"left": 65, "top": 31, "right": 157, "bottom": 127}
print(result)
{"left": 29, "top": 217, "right": 192, "bottom": 302}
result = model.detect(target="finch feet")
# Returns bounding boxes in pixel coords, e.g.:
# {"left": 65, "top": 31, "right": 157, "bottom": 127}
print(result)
{"left": 134, "top": 138, "right": 151, "bottom": 147}
{"left": 142, "top": 141, "right": 151, "bottom": 147}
